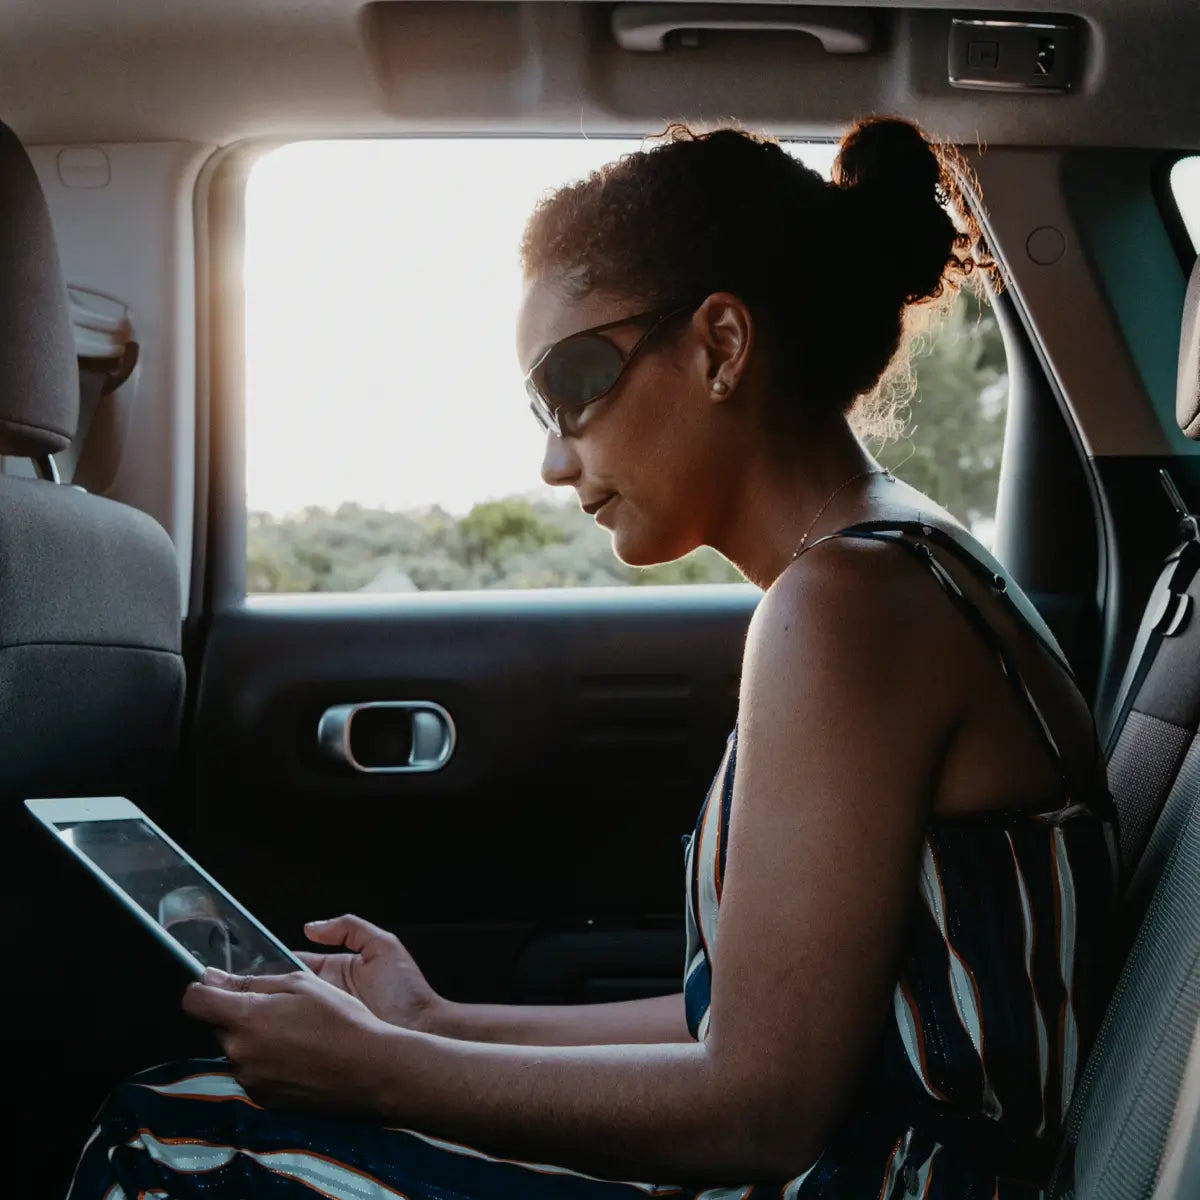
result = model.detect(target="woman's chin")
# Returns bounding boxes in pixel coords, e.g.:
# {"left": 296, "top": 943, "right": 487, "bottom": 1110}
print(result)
{"left": 609, "top": 523, "right": 695, "bottom": 569}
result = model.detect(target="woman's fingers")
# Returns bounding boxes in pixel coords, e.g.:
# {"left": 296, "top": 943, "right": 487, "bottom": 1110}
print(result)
{"left": 210, "top": 964, "right": 307, "bottom": 993}
{"left": 182, "top": 970, "right": 309, "bottom": 1025}
{"left": 203, "top": 968, "right": 307, "bottom": 993}
{"left": 304, "top": 913, "right": 396, "bottom": 954}
{"left": 182, "top": 981, "right": 247, "bottom": 1027}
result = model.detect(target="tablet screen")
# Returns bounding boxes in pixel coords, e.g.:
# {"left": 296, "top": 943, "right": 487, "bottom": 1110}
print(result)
{"left": 55, "top": 818, "right": 298, "bottom": 976}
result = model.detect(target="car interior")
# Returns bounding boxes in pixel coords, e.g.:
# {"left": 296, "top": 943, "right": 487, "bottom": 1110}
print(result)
{"left": 2, "top": 0, "right": 1200, "bottom": 1194}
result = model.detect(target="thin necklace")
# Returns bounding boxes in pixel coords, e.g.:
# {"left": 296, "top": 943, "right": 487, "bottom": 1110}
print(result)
{"left": 791, "top": 467, "right": 895, "bottom": 559}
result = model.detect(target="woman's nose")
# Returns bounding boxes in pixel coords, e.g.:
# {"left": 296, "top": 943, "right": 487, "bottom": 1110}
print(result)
{"left": 541, "top": 431, "right": 581, "bottom": 487}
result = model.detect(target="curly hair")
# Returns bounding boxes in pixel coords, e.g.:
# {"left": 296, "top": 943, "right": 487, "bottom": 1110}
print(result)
{"left": 520, "top": 117, "right": 996, "bottom": 441}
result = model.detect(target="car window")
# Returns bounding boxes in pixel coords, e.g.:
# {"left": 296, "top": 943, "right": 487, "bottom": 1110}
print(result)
{"left": 244, "top": 139, "right": 1008, "bottom": 594}
{"left": 1171, "top": 156, "right": 1200, "bottom": 250}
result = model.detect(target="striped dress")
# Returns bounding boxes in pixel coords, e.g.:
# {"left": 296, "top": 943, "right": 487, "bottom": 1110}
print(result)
{"left": 69, "top": 522, "right": 1117, "bottom": 1200}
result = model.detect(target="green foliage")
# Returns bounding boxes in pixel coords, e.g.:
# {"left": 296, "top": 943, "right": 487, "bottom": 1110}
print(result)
{"left": 458, "top": 498, "right": 566, "bottom": 569}
{"left": 871, "top": 290, "right": 1008, "bottom": 533}
{"left": 247, "top": 291, "right": 1007, "bottom": 594}
{"left": 248, "top": 496, "right": 744, "bottom": 593}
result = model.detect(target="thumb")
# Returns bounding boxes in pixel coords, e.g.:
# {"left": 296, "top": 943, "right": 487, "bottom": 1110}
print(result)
{"left": 305, "top": 914, "right": 395, "bottom": 954}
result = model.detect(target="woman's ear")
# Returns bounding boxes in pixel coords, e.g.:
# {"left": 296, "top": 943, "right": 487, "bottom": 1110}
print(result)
{"left": 695, "top": 292, "right": 753, "bottom": 403}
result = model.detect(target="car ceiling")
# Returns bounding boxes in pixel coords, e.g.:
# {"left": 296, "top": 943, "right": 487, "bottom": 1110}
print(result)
{"left": 1, "top": 0, "right": 1198, "bottom": 148}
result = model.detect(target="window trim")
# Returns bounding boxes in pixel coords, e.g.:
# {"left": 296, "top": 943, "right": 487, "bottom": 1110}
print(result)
{"left": 193, "top": 138, "right": 276, "bottom": 621}
{"left": 199, "top": 135, "right": 1015, "bottom": 610}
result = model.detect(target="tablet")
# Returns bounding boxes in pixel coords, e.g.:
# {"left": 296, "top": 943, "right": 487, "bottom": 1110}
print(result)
{"left": 25, "top": 796, "right": 310, "bottom": 980}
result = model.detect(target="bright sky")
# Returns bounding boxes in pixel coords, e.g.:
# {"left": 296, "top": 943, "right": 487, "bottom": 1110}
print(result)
{"left": 244, "top": 137, "right": 836, "bottom": 516}
{"left": 245, "top": 142, "right": 1200, "bottom": 518}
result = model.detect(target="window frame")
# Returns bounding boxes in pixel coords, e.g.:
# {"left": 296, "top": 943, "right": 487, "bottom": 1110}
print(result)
{"left": 200, "top": 134, "right": 1017, "bottom": 611}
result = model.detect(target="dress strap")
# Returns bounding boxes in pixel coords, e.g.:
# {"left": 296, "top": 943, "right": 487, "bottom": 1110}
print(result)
{"left": 798, "top": 519, "right": 1105, "bottom": 812}
{"left": 814, "top": 518, "right": 1075, "bottom": 677}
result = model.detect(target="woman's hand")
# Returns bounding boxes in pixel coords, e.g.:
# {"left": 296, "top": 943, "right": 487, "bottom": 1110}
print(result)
{"left": 296, "top": 914, "right": 443, "bottom": 1033}
{"left": 182, "top": 968, "right": 397, "bottom": 1111}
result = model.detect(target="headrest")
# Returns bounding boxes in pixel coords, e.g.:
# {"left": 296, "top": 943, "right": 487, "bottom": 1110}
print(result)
{"left": 0, "top": 122, "right": 79, "bottom": 458}
{"left": 1179, "top": 254, "right": 1200, "bottom": 439}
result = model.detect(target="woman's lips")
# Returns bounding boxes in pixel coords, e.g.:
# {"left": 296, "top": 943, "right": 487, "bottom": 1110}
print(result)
{"left": 593, "top": 495, "right": 621, "bottom": 526}
{"left": 582, "top": 493, "right": 617, "bottom": 517}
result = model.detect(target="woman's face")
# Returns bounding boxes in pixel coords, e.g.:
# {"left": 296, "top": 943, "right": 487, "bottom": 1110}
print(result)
{"left": 516, "top": 278, "right": 747, "bottom": 568}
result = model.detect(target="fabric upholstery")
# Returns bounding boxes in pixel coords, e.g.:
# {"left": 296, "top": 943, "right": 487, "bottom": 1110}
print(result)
{"left": 0, "top": 474, "right": 183, "bottom": 802}
{"left": 1104, "top": 531, "right": 1200, "bottom": 880}
{"left": 0, "top": 465, "right": 185, "bottom": 1193}
{"left": 1049, "top": 733, "right": 1200, "bottom": 1199}
{"left": 0, "top": 121, "right": 78, "bottom": 457}
{"left": 1107, "top": 710, "right": 1194, "bottom": 882}
{"left": 0, "top": 113, "right": 189, "bottom": 1192}
{"left": 1179, "top": 254, "right": 1200, "bottom": 439}
{"left": 1151, "top": 1024, "right": 1200, "bottom": 1198}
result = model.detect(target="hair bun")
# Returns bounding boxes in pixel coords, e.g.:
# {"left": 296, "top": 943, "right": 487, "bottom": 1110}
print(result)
{"left": 834, "top": 117, "right": 941, "bottom": 198}
{"left": 832, "top": 117, "right": 959, "bottom": 305}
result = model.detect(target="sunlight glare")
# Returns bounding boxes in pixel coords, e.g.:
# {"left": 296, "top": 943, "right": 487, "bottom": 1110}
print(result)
{"left": 244, "top": 137, "right": 837, "bottom": 517}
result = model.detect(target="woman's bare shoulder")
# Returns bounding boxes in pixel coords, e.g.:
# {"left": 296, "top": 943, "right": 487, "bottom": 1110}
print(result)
{"left": 753, "top": 529, "right": 943, "bottom": 655}
{"left": 741, "top": 529, "right": 968, "bottom": 764}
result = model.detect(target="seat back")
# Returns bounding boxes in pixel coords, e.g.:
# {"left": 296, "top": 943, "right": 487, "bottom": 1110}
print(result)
{"left": 1150, "top": 1022, "right": 1200, "bottom": 1199}
{"left": 1046, "top": 256, "right": 1200, "bottom": 1197}
{"left": 1104, "top": 255, "right": 1200, "bottom": 887}
{"left": 0, "top": 113, "right": 184, "bottom": 816}
{"left": 0, "top": 475, "right": 185, "bottom": 801}
{"left": 1104, "top": 531, "right": 1200, "bottom": 880}
{"left": 0, "top": 117, "right": 186, "bottom": 1191}
{"left": 1047, "top": 738, "right": 1200, "bottom": 1198}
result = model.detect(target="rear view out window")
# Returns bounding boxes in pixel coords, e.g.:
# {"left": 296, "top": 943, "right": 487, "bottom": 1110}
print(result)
{"left": 243, "top": 139, "right": 1008, "bottom": 594}
{"left": 1171, "top": 156, "right": 1200, "bottom": 250}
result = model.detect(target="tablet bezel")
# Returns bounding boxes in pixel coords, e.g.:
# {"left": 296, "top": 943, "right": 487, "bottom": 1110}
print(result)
{"left": 24, "top": 795, "right": 311, "bottom": 980}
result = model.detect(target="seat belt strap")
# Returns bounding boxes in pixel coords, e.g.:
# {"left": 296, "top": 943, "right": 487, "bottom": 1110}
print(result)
{"left": 58, "top": 342, "right": 139, "bottom": 485}
{"left": 1103, "top": 469, "right": 1200, "bottom": 756}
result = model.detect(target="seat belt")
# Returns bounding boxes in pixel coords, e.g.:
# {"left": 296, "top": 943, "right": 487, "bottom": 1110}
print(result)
{"left": 1103, "top": 469, "right": 1200, "bottom": 756}
{"left": 57, "top": 285, "right": 138, "bottom": 486}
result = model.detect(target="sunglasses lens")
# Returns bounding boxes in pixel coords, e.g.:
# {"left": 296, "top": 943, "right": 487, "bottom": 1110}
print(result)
{"left": 542, "top": 335, "right": 625, "bottom": 408}
{"left": 528, "top": 395, "right": 557, "bottom": 436}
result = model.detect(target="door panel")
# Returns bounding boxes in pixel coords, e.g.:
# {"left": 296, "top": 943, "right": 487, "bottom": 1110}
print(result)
{"left": 187, "top": 564, "right": 1108, "bottom": 1006}
{"left": 188, "top": 587, "right": 754, "bottom": 1003}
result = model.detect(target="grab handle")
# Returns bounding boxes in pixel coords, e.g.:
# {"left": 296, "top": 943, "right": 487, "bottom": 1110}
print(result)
{"left": 317, "top": 701, "right": 456, "bottom": 774}
{"left": 611, "top": 4, "right": 875, "bottom": 54}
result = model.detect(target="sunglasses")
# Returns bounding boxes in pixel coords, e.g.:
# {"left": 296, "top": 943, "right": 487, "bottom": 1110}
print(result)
{"left": 524, "top": 302, "right": 698, "bottom": 438}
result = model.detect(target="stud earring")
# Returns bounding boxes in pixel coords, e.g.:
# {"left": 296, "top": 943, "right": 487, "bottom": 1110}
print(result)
{"left": 712, "top": 380, "right": 729, "bottom": 396}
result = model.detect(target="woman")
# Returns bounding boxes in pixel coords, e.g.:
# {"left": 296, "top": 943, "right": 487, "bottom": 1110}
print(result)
{"left": 69, "top": 117, "right": 1116, "bottom": 1199}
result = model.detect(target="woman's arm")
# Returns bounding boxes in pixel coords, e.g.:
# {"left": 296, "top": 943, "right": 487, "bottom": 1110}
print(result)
{"left": 435, "top": 991, "right": 692, "bottom": 1045}
{"left": 299, "top": 916, "right": 691, "bottom": 1045}
{"left": 187, "top": 542, "right": 951, "bottom": 1181}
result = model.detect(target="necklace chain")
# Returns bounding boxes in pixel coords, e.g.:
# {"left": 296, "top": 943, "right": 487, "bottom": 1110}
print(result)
{"left": 791, "top": 467, "right": 895, "bottom": 560}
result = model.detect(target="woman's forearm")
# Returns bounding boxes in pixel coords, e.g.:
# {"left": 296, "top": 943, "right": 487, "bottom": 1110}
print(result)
{"left": 365, "top": 1028, "right": 808, "bottom": 1183}
{"left": 432, "top": 991, "right": 692, "bottom": 1046}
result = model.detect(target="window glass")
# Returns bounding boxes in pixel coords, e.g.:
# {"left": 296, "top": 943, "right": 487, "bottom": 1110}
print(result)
{"left": 1171, "top": 156, "right": 1200, "bottom": 250}
{"left": 244, "top": 139, "right": 1008, "bottom": 593}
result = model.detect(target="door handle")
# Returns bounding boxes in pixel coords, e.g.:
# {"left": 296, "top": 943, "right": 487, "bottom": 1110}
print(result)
{"left": 317, "top": 701, "right": 456, "bottom": 774}
{"left": 611, "top": 4, "right": 876, "bottom": 54}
